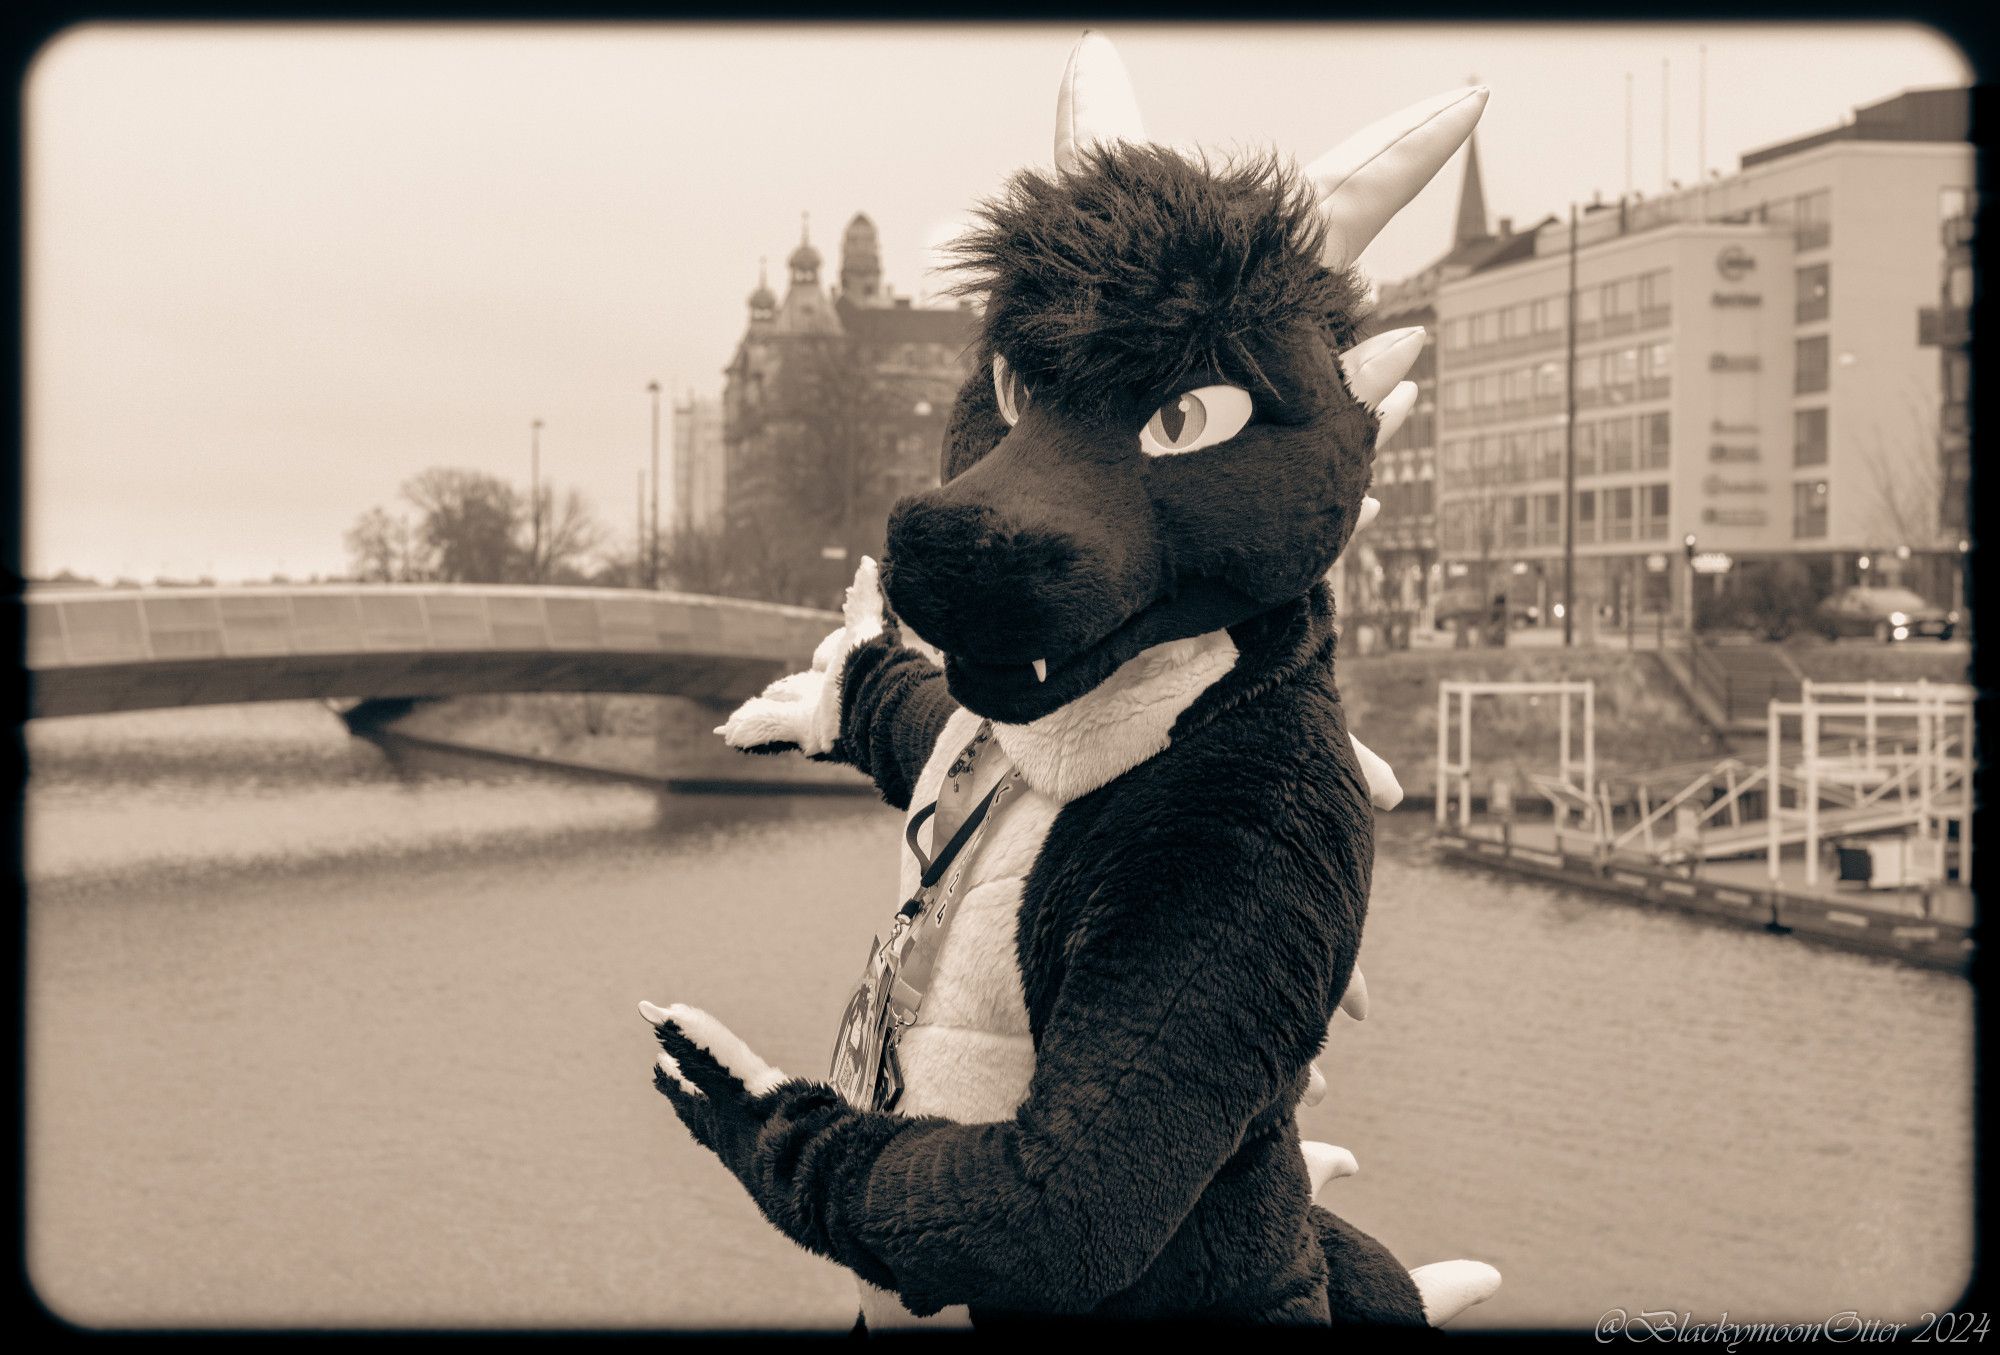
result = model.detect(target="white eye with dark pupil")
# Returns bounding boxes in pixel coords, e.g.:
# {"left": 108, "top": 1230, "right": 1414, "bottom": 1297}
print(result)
{"left": 1139, "top": 385, "right": 1253, "bottom": 456}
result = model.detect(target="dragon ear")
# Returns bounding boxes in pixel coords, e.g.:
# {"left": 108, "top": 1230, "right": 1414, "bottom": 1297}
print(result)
{"left": 1054, "top": 30, "right": 1148, "bottom": 174}
{"left": 1305, "top": 86, "right": 1489, "bottom": 272}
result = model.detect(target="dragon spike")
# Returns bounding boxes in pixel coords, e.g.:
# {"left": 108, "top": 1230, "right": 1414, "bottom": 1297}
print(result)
{"left": 1305, "top": 86, "right": 1490, "bottom": 272}
{"left": 1054, "top": 30, "right": 1148, "bottom": 174}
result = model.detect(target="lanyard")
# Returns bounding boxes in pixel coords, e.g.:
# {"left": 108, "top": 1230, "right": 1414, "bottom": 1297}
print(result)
{"left": 828, "top": 721, "right": 1024, "bottom": 1111}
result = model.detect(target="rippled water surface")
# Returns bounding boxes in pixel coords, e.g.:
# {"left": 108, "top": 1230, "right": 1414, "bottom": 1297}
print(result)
{"left": 24, "top": 703, "right": 1974, "bottom": 1328}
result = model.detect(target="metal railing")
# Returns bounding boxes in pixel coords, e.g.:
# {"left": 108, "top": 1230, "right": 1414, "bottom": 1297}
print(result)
{"left": 24, "top": 583, "right": 838, "bottom": 671}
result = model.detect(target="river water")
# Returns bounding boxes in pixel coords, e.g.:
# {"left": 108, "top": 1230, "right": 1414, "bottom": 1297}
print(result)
{"left": 24, "top": 702, "right": 1975, "bottom": 1330}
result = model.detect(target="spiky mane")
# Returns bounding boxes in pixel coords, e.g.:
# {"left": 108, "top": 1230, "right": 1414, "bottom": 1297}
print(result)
{"left": 947, "top": 143, "right": 1371, "bottom": 423}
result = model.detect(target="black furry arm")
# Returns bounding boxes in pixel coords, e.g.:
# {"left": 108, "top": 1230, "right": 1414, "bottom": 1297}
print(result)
{"left": 829, "top": 635, "right": 959, "bottom": 811}
{"left": 703, "top": 819, "right": 1348, "bottom": 1316}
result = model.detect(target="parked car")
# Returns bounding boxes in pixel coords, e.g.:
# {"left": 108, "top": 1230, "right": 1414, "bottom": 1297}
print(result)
{"left": 1815, "top": 585, "right": 1957, "bottom": 642}
{"left": 1433, "top": 586, "right": 1539, "bottom": 632}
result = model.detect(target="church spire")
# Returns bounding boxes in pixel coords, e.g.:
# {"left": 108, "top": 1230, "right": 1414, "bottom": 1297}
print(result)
{"left": 1452, "top": 73, "right": 1491, "bottom": 248}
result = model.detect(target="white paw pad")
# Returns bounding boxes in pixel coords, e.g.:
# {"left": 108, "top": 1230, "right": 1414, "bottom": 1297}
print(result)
{"left": 640, "top": 1001, "right": 787, "bottom": 1096}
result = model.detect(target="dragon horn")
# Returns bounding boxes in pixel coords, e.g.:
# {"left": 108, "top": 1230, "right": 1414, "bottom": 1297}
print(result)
{"left": 1305, "top": 86, "right": 1490, "bottom": 271}
{"left": 1054, "top": 30, "right": 1148, "bottom": 174}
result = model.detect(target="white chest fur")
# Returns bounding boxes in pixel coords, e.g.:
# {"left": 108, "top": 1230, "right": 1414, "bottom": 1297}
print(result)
{"left": 856, "top": 631, "right": 1239, "bottom": 1327}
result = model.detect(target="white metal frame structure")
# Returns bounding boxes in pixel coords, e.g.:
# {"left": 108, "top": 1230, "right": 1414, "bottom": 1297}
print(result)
{"left": 1766, "top": 679, "right": 1975, "bottom": 888}
{"left": 1436, "top": 679, "right": 1596, "bottom": 831}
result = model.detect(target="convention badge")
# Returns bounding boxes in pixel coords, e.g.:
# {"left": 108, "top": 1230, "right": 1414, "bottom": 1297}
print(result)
{"left": 828, "top": 933, "right": 897, "bottom": 1107}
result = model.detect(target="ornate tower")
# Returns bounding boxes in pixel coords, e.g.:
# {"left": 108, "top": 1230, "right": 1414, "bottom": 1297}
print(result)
{"left": 840, "top": 212, "right": 883, "bottom": 305}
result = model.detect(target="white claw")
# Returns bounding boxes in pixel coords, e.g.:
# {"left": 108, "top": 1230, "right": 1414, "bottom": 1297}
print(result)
{"left": 1031, "top": 658, "right": 1049, "bottom": 683}
{"left": 1356, "top": 496, "right": 1382, "bottom": 534}
{"left": 1302, "top": 1140, "right": 1360, "bottom": 1197}
{"left": 1350, "top": 733, "right": 1402, "bottom": 811}
{"left": 1303, "top": 1061, "right": 1327, "bottom": 1106}
{"left": 1410, "top": 1260, "right": 1501, "bottom": 1326}
{"left": 1374, "top": 381, "right": 1419, "bottom": 445}
{"left": 1338, "top": 967, "right": 1370, "bottom": 1021}
{"left": 1343, "top": 327, "right": 1425, "bottom": 411}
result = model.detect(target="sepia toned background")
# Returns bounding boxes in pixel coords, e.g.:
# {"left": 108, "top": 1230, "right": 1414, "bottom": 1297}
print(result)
{"left": 21, "top": 20, "right": 1976, "bottom": 1331}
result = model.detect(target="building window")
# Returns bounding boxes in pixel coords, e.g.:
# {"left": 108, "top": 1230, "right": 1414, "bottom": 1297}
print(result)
{"left": 1640, "top": 483, "right": 1671, "bottom": 539}
{"left": 1794, "top": 189, "right": 1832, "bottom": 250}
{"left": 1471, "top": 311, "right": 1496, "bottom": 347}
{"left": 1637, "top": 269, "right": 1672, "bottom": 325}
{"left": 1442, "top": 379, "right": 1466, "bottom": 413}
{"left": 1602, "top": 416, "right": 1636, "bottom": 473}
{"left": 1443, "top": 317, "right": 1469, "bottom": 352}
{"left": 1536, "top": 492, "right": 1561, "bottom": 546}
{"left": 1792, "top": 480, "right": 1829, "bottom": 538}
{"left": 1508, "top": 494, "right": 1530, "bottom": 548}
{"left": 1602, "top": 278, "right": 1635, "bottom": 316}
{"left": 1576, "top": 421, "right": 1600, "bottom": 477}
{"left": 1533, "top": 297, "right": 1562, "bottom": 333}
{"left": 1639, "top": 341, "right": 1673, "bottom": 398}
{"left": 1795, "top": 335, "right": 1830, "bottom": 394}
{"left": 1606, "top": 485, "right": 1635, "bottom": 542}
{"left": 1576, "top": 488, "right": 1597, "bottom": 543}
{"left": 1535, "top": 360, "right": 1563, "bottom": 400}
{"left": 1793, "top": 407, "right": 1829, "bottom": 466}
{"left": 1641, "top": 412, "right": 1671, "bottom": 469}
{"left": 1537, "top": 428, "right": 1563, "bottom": 480}
{"left": 1796, "top": 263, "right": 1830, "bottom": 324}
{"left": 1603, "top": 346, "right": 1638, "bottom": 401}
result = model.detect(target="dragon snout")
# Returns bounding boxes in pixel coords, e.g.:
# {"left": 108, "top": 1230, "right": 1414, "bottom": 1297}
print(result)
{"left": 883, "top": 492, "right": 1154, "bottom": 666}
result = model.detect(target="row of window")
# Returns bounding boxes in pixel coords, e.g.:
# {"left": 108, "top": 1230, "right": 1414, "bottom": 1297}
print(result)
{"left": 1439, "top": 413, "right": 1674, "bottom": 483}
{"left": 1441, "top": 269, "right": 1673, "bottom": 357}
{"left": 1436, "top": 483, "right": 1673, "bottom": 552}
{"left": 1438, "top": 341, "right": 1674, "bottom": 419}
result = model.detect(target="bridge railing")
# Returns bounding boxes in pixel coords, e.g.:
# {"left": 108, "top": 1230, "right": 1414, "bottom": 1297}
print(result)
{"left": 24, "top": 585, "right": 840, "bottom": 670}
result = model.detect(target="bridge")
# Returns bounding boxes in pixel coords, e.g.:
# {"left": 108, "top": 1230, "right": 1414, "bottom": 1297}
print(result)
{"left": 23, "top": 585, "right": 839, "bottom": 719}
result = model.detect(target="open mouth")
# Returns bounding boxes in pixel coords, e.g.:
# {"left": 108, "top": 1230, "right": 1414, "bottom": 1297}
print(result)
{"left": 934, "top": 576, "right": 1265, "bottom": 722}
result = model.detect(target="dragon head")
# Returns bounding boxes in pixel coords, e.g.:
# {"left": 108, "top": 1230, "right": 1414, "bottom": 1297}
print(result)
{"left": 881, "top": 33, "right": 1485, "bottom": 723}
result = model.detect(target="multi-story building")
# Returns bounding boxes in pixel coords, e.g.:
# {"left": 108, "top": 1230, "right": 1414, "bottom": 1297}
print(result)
{"left": 1356, "top": 130, "right": 1546, "bottom": 622}
{"left": 720, "top": 213, "right": 977, "bottom": 599}
{"left": 1417, "top": 86, "right": 1972, "bottom": 625}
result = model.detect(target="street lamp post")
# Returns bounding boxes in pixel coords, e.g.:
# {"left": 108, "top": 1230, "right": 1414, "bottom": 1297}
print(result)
{"left": 647, "top": 380, "right": 662, "bottom": 589}
{"left": 1682, "top": 532, "right": 1698, "bottom": 637}
{"left": 530, "top": 418, "right": 544, "bottom": 582}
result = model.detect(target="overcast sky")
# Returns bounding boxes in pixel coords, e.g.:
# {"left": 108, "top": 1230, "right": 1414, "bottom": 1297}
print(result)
{"left": 24, "top": 21, "right": 1969, "bottom": 582}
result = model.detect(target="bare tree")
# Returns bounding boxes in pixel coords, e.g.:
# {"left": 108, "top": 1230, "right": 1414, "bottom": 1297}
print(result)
{"left": 1855, "top": 392, "right": 1950, "bottom": 552}
{"left": 526, "top": 485, "right": 606, "bottom": 584}
{"left": 401, "top": 468, "right": 524, "bottom": 583}
{"left": 343, "top": 506, "right": 430, "bottom": 581}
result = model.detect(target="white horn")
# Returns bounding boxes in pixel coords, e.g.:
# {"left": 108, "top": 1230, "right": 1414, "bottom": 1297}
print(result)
{"left": 1305, "top": 86, "right": 1489, "bottom": 271}
{"left": 1054, "top": 31, "right": 1148, "bottom": 174}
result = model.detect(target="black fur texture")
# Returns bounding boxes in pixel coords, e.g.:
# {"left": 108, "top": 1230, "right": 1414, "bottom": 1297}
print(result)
{"left": 880, "top": 143, "right": 1380, "bottom": 723}
{"left": 946, "top": 144, "right": 1371, "bottom": 425}
{"left": 675, "top": 588, "right": 1426, "bottom": 1324}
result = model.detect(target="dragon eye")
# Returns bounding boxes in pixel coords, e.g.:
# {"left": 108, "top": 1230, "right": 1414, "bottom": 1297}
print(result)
{"left": 992, "top": 354, "right": 1031, "bottom": 427}
{"left": 1138, "top": 385, "right": 1253, "bottom": 456}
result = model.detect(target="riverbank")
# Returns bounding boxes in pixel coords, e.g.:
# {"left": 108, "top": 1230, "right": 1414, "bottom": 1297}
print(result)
{"left": 377, "top": 646, "right": 1712, "bottom": 804}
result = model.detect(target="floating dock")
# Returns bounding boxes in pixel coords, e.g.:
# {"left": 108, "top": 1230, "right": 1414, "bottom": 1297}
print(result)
{"left": 1434, "top": 818, "right": 1973, "bottom": 974}
{"left": 1432, "top": 677, "right": 1975, "bottom": 974}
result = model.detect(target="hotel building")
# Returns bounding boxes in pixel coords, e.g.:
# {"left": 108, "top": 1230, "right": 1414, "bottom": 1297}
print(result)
{"left": 1414, "top": 87, "right": 1972, "bottom": 625}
